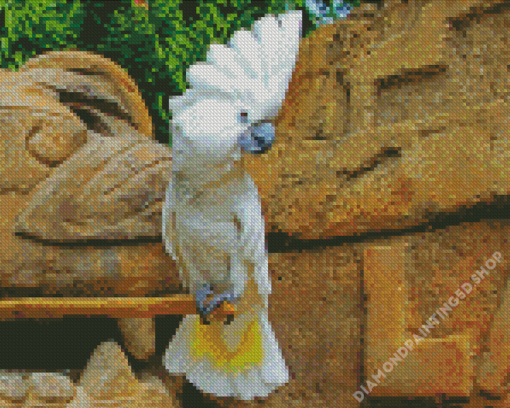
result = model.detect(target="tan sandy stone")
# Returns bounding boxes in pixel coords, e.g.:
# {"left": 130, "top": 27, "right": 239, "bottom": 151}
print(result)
{"left": 78, "top": 341, "right": 141, "bottom": 404}
{"left": 136, "top": 373, "right": 181, "bottom": 408}
{"left": 0, "top": 50, "right": 181, "bottom": 303}
{"left": 67, "top": 385, "right": 93, "bottom": 408}
{"left": 0, "top": 371, "right": 28, "bottom": 404}
{"left": 118, "top": 318, "right": 156, "bottom": 361}
{"left": 242, "top": 0, "right": 510, "bottom": 240}
{"left": 14, "top": 132, "right": 171, "bottom": 242}
{"left": 24, "top": 372, "right": 75, "bottom": 407}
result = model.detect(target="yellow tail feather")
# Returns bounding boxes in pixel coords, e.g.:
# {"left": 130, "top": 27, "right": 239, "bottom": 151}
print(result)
{"left": 190, "top": 316, "right": 263, "bottom": 374}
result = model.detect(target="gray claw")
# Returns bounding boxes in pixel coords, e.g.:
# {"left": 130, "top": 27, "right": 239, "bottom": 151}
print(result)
{"left": 195, "top": 284, "right": 213, "bottom": 323}
{"left": 202, "top": 293, "right": 238, "bottom": 315}
{"left": 195, "top": 286, "right": 238, "bottom": 325}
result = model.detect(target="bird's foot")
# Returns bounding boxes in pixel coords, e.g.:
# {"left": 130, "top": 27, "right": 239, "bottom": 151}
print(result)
{"left": 195, "top": 286, "right": 237, "bottom": 325}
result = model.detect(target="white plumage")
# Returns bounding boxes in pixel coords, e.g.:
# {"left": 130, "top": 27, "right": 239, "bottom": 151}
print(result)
{"left": 162, "top": 10, "right": 302, "bottom": 400}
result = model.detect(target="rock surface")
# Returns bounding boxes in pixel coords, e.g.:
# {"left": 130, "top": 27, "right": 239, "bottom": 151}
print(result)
{"left": 74, "top": 341, "right": 182, "bottom": 407}
{"left": 0, "top": 50, "right": 180, "bottom": 297}
{"left": 78, "top": 341, "right": 140, "bottom": 402}
{"left": 242, "top": 0, "right": 510, "bottom": 240}
{"left": 118, "top": 317, "right": 157, "bottom": 361}
{"left": 25, "top": 372, "right": 76, "bottom": 404}
{"left": 0, "top": 371, "right": 28, "bottom": 403}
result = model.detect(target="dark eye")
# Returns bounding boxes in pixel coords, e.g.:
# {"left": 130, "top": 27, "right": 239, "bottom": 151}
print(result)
{"left": 239, "top": 111, "right": 249, "bottom": 124}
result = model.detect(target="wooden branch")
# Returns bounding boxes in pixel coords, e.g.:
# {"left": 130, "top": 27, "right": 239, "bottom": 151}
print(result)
{"left": 0, "top": 295, "right": 234, "bottom": 320}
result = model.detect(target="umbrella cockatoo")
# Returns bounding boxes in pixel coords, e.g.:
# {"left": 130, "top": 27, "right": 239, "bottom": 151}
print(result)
{"left": 162, "top": 10, "right": 302, "bottom": 400}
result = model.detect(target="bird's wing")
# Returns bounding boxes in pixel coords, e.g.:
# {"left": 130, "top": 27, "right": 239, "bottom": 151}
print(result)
{"left": 233, "top": 175, "right": 272, "bottom": 300}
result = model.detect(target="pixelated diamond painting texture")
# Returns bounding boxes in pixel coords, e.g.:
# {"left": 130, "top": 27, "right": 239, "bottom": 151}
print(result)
{"left": 0, "top": 0, "right": 509, "bottom": 407}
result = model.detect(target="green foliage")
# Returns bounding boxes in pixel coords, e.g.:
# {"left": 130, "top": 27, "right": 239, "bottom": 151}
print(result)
{"left": 0, "top": 0, "right": 85, "bottom": 70}
{"left": 0, "top": 0, "right": 358, "bottom": 147}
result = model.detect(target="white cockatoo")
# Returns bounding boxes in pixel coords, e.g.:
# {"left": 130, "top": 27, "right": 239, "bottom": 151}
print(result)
{"left": 162, "top": 10, "right": 302, "bottom": 400}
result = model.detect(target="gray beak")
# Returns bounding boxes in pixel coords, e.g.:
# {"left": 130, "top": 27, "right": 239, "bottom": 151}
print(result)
{"left": 239, "top": 122, "right": 275, "bottom": 154}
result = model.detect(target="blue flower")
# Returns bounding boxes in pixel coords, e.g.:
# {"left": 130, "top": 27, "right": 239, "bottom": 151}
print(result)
{"left": 306, "top": 0, "right": 352, "bottom": 26}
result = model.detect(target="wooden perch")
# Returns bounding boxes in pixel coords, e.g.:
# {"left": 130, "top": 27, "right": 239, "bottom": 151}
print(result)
{"left": 0, "top": 295, "right": 235, "bottom": 320}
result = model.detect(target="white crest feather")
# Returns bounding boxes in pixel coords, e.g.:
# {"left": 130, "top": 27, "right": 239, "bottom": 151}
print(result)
{"left": 169, "top": 10, "right": 302, "bottom": 123}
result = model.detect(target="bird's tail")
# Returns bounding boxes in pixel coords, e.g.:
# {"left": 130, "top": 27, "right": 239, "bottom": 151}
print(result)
{"left": 164, "top": 304, "right": 288, "bottom": 400}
